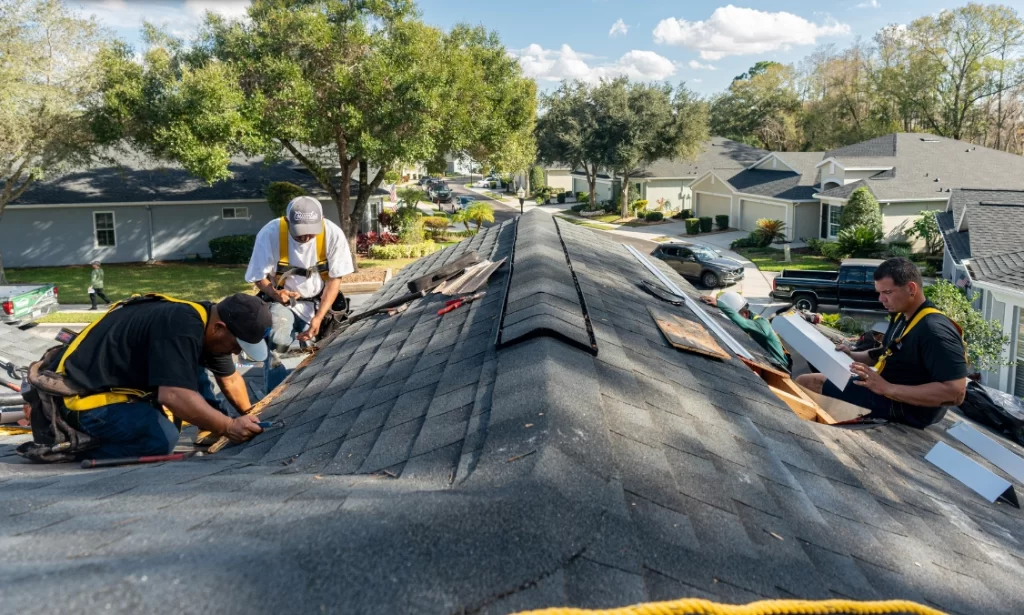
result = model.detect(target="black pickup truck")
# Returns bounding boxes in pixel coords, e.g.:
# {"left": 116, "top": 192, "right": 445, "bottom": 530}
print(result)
{"left": 770, "top": 258, "right": 885, "bottom": 312}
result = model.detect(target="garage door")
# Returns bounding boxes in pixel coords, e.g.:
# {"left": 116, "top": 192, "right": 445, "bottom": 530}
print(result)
{"left": 572, "top": 177, "right": 588, "bottom": 195}
{"left": 740, "top": 199, "right": 786, "bottom": 233}
{"left": 695, "top": 193, "right": 730, "bottom": 219}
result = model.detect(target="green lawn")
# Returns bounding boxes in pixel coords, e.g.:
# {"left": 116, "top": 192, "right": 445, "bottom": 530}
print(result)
{"left": 37, "top": 312, "right": 103, "bottom": 324}
{"left": 733, "top": 247, "right": 836, "bottom": 272}
{"left": 555, "top": 210, "right": 620, "bottom": 224}
{"left": 554, "top": 215, "right": 617, "bottom": 231}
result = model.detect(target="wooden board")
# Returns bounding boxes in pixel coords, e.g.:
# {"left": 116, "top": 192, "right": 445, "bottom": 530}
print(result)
{"left": 648, "top": 306, "right": 729, "bottom": 361}
{"left": 799, "top": 385, "right": 870, "bottom": 424}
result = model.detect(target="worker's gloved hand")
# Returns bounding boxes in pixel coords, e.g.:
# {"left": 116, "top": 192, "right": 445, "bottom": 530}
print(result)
{"left": 297, "top": 315, "right": 322, "bottom": 342}
{"left": 835, "top": 343, "right": 852, "bottom": 356}
{"left": 224, "top": 414, "right": 263, "bottom": 443}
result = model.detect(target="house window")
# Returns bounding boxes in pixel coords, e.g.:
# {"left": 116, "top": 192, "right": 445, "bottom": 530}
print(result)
{"left": 93, "top": 211, "right": 115, "bottom": 247}
{"left": 828, "top": 204, "right": 842, "bottom": 238}
{"left": 222, "top": 207, "right": 249, "bottom": 220}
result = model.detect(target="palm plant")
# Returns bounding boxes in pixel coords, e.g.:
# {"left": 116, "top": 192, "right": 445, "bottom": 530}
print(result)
{"left": 452, "top": 208, "right": 471, "bottom": 231}
{"left": 754, "top": 218, "right": 786, "bottom": 245}
{"left": 464, "top": 202, "right": 495, "bottom": 231}
{"left": 396, "top": 187, "right": 426, "bottom": 208}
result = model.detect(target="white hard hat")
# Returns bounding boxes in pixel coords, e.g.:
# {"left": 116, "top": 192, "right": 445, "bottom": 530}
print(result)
{"left": 718, "top": 291, "right": 747, "bottom": 312}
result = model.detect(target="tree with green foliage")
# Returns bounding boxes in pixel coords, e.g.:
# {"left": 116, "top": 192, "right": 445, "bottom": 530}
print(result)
{"left": 91, "top": 1, "right": 534, "bottom": 270}
{"left": 265, "top": 182, "right": 306, "bottom": 218}
{"left": 924, "top": 279, "right": 1012, "bottom": 373}
{"left": 0, "top": 0, "right": 108, "bottom": 282}
{"left": 463, "top": 201, "right": 495, "bottom": 231}
{"left": 839, "top": 187, "right": 884, "bottom": 235}
{"left": 396, "top": 187, "right": 427, "bottom": 208}
{"left": 906, "top": 210, "right": 943, "bottom": 255}
{"left": 529, "top": 165, "right": 546, "bottom": 196}
{"left": 536, "top": 81, "right": 603, "bottom": 210}
{"left": 591, "top": 78, "right": 709, "bottom": 218}
{"left": 710, "top": 61, "right": 801, "bottom": 150}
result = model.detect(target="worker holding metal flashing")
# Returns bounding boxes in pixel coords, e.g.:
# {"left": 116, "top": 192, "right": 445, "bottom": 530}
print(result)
{"left": 795, "top": 258, "right": 968, "bottom": 428}
{"left": 246, "top": 196, "right": 354, "bottom": 393}
{"left": 700, "top": 292, "right": 791, "bottom": 371}
{"left": 16, "top": 293, "right": 271, "bottom": 462}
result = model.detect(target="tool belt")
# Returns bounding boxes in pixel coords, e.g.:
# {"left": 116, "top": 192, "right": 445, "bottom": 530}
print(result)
{"left": 16, "top": 345, "right": 99, "bottom": 463}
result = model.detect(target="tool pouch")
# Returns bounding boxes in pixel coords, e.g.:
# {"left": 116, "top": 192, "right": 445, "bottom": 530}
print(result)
{"left": 15, "top": 345, "right": 99, "bottom": 463}
{"left": 316, "top": 293, "right": 351, "bottom": 343}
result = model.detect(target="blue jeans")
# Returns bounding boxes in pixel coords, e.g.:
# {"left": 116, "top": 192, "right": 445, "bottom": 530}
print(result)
{"left": 263, "top": 302, "right": 308, "bottom": 394}
{"left": 73, "top": 366, "right": 226, "bottom": 459}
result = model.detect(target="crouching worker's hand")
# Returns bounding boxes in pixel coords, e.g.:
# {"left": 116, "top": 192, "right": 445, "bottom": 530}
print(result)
{"left": 225, "top": 414, "right": 263, "bottom": 443}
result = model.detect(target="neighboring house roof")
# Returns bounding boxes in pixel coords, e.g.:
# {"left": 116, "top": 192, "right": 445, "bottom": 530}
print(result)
{"left": 936, "top": 211, "right": 971, "bottom": 264}
{"left": 972, "top": 250, "right": 1024, "bottom": 291}
{"left": 825, "top": 134, "right": 1024, "bottom": 202}
{"left": 817, "top": 179, "right": 870, "bottom": 200}
{"left": 633, "top": 137, "right": 768, "bottom": 179}
{"left": 10, "top": 152, "right": 386, "bottom": 205}
{"left": 724, "top": 152, "right": 823, "bottom": 201}
{"left": 5, "top": 210, "right": 1024, "bottom": 613}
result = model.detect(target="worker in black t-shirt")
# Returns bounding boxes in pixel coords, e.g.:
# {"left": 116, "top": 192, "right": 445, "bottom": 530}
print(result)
{"left": 795, "top": 258, "right": 969, "bottom": 428}
{"left": 58, "top": 293, "right": 273, "bottom": 459}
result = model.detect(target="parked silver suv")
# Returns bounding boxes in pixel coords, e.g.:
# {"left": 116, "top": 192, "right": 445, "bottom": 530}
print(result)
{"left": 650, "top": 241, "right": 745, "bottom": 288}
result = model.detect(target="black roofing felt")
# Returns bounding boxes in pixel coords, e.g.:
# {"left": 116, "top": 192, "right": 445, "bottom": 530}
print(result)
{"left": 725, "top": 170, "right": 819, "bottom": 200}
{"left": 3, "top": 211, "right": 1024, "bottom": 614}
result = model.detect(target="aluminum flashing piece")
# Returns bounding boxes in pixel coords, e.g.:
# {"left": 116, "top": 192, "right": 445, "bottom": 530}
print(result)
{"left": 772, "top": 312, "right": 854, "bottom": 390}
{"left": 925, "top": 441, "right": 1020, "bottom": 507}
{"left": 495, "top": 215, "right": 597, "bottom": 355}
{"left": 623, "top": 244, "right": 754, "bottom": 361}
{"left": 948, "top": 420, "right": 1024, "bottom": 484}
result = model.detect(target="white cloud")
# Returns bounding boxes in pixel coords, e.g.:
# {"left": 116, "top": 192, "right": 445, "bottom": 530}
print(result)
{"left": 609, "top": 18, "right": 629, "bottom": 37}
{"left": 691, "top": 78, "right": 703, "bottom": 83}
{"left": 856, "top": 0, "right": 881, "bottom": 8}
{"left": 653, "top": 5, "right": 850, "bottom": 60}
{"left": 76, "top": 0, "right": 250, "bottom": 38}
{"left": 515, "top": 44, "right": 676, "bottom": 82}
{"left": 688, "top": 60, "right": 716, "bottom": 70}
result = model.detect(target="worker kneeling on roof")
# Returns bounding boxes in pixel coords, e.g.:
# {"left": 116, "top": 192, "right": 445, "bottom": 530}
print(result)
{"left": 246, "top": 196, "right": 353, "bottom": 393}
{"left": 17, "top": 293, "right": 272, "bottom": 462}
{"left": 700, "top": 292, "right": 791, "bottom": 371}
{"left": 795, "top": 258, "right": 968, "bottom": 428}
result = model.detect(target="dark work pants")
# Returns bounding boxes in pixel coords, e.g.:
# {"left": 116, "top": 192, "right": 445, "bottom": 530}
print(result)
{"left": 89, "top": 288, "right": 110, "bottom": 308}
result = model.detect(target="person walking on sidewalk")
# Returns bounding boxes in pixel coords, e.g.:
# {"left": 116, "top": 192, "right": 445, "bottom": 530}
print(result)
{"left": 88, "top": 260, "right": 111, "bottom": 310}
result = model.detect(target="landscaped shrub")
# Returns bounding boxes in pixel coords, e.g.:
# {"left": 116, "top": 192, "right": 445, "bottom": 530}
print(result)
{"left": 399, "top": 218, "right": 425, "bottom": 244}
{"left": 681, "top": 209, "right": 693, "bottom": 219}
{"left": 730, "top": 232, "right": 763, "bottom": 249}
{"left": 570, "top": 204, "right": 586, "bottom": 213}
{"left": 557, "top": 192, "right": 566, "bottom": 204}
{"left": 837, "top": 224, "right": 883, "bottom": 257}
{"left": 806, "top": 238, "right": 825, "bottom": 255}
{"left": 645, "top": 211, "right": 664, "bottom": 222}
{"left": 356, "top": 231, "right": 399, "bottom": 254}
{"left": 209, "top": 234, "right": 256, "bottom": 264}
{"left": 820, "top": 313, "right": 864, "bottom": 335}
{"left": 265, "top": 182, "right": 306, "bottom": 217}
{"left": 378, "top": 210, "right": 395, "bottom": 231}
{"left": 368, "top": 240, "right": 439, "bottom": 260}
{"left": 887, "top": 244, "right": 913, "bottom": 258}
{"left": 577, "top": 191, "right": 589, "bottom": 202}
{"left": 840, "top": 187, "right": 883, "bottom": 235}
{"left": 421, "top": 216, "right": 450, "bottom": 231}
{"left": 819, "top": 241, "right": 845, "bottom": 261}
{"left": 631, "top": 199, "right": 649, "bottom": 216}
{"left": 530, "top": 166, "right": 546, "bottom": 194}
{"left": 602, "top": 201, "right": 618, "bottom": 214}
{"left": 698, "top": 216, "right": 713, "bottom": 232}
{"left": 685, "top": 218, "right": 700, "bottom": 235}
{"left": 754, "top": 218, "right": 786, "bottom": 245}
{"left": 715, "top": 215, "right": 729, "bottom": 230}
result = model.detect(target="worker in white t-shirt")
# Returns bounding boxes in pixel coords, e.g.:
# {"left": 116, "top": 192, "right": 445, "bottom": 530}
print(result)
{"left": 245, "top": 196, "right": 353, "bottom": 392}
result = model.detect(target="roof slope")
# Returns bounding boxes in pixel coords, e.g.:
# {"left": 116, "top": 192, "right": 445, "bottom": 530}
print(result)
{"left": 827, "top": 134, "right": 1024, "bottom": 201}
{"left": 936, "top": 211, "right": 971, "bottom": 264}
{"left": 972, "top": 250, "right": 1024, "bottom": 291}
{"left": 11, "top": 151, "right": 387, "bottom": 205}
{"left": 725, "top": 152, "right": 823, "bottom": 201}
{"left": 3, "top": 210, "right": 1024, "bottom": 614}
{"left": 635, "top": 137, "right": 768, "bottom": 179}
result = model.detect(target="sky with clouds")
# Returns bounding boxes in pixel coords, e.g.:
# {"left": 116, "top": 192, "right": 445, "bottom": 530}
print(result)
{"left": 73, "top": 0, "right": 1024, "bottom": 94}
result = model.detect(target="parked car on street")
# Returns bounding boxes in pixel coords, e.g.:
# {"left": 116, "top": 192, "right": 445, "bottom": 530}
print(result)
{"left": 1, "top": 283, "right": 59, "bottom": 326}
{"left": 418, "top": 176, "right": 438, "bottom": 187}
{"left": 770, "top": 258, "right": 885, "bottom": 312}
{"left": 651, "top": 242, "right": 745, "bottom": 288}
{"left": 428, "top": 182, "right": 453, "bottom": 203}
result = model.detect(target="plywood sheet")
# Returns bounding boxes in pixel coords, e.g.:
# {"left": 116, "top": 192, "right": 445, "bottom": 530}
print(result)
{"left": 648, "top": 306, "right": 729, "bottom": 361}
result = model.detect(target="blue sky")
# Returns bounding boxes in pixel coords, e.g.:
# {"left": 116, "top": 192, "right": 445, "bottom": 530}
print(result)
{"left": 75, "top": 0, "right": 1024, "bottom": 94}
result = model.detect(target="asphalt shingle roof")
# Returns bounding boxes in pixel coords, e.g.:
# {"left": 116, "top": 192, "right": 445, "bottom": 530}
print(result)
{"left": 826, "top": 134, "right": 1024, "bottom": 202}
{"left": 971, "top": 251, "right": 1024, "bottom": 291}
{"left": 936, "top": 211, "right": 971, "bottom": 264}
{"left": 724, "top": 152, "right": 823, "bottom": 201}
{"left": 816, "top": 179, "right": 870, "bottom": 200}
{"left": 3, "top": 210, "right": 1024, "bottom": 614}
{"left": 635, "top": 137, "right": 768, "bottom": 178}
{"left": 11, "top": 152, "right": 387, "bottom": 205}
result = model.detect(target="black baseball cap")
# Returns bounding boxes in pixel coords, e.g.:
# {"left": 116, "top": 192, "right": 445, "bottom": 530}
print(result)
{"left": 216, "top": 293, "right": 272, "bottom": 361}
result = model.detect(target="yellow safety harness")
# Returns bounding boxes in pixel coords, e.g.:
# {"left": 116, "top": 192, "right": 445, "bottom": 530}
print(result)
{"left": 57, "top": 294, "right": 208, "bottom": 413}
{"left": 512, "top": 597, "right": 947, "bottom": 615}
{"left": 873, "top": 307, "right": 965, "bottom": 374}
{"left": 276, "top": 217, "right": 329, "bottom": 289}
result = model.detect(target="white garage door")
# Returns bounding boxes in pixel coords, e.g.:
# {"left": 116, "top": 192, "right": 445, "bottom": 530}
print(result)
{"left": 695, "top": 193, "right": 730, "bottom": 219}
{"left": 741, "top": 199, "right": 786, "bottom": 233}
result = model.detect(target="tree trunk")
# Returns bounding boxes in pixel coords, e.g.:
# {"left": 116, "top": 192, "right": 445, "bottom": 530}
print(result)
{"left": 619, "top": 174, "right": 631, "bottom": 219}
{"left": 337, "top": 158, "right": 356, "bottom": 272}
{"left": 588, "top": 177, "right": 596, "bottom": 213}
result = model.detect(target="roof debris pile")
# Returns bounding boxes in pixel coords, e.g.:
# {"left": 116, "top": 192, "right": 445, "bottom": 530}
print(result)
{"left": 2, "top": 210, "right": 1024, "bottom": 614}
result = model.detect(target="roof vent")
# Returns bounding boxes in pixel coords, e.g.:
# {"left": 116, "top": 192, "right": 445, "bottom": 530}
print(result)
{"left": 934, "top": 178, "right": 940, "bottom": 182}
{"left": 494, "top": 215, "right": 597, "bottom": 355}
{"left": 920, "top": 137, "right": 940, "bottom": 142}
